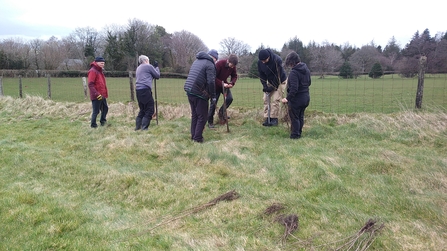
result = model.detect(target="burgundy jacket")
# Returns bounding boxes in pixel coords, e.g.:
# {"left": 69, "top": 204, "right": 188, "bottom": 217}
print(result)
{"left": 214, "top": 59, "right": 238, "bottom": 93}
{"left": 87, "top": 61, "right": 108, "bottom": 100}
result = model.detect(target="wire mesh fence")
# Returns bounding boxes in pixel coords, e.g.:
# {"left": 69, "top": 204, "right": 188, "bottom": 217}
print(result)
{"left": 1, "top": 74, "right": 446, "bottom": 114}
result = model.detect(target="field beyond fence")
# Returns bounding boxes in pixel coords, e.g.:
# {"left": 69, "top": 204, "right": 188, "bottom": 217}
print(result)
{"left": 1, "top": 74, "right": 447, "bottom": 114}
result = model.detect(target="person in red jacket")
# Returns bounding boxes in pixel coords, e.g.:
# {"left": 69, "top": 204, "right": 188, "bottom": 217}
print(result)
{"left": 207, "top": 54, "right": 238, "bottom": 128}
{"left": 87, "top": 56, "right": 109, "bottom": 128}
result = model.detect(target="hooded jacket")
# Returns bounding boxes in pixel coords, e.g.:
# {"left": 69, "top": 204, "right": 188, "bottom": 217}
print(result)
{"left": 87, "top": 61, "right": 108, "bottom": 100}
{"left": 257, "top": 48, "right": 287, "bottom": 89}
{"left": 286, "top": 62, "right": 311, "bottom": 101}
{"left": 184, "top": 51, "right": 216, "bottom": 100}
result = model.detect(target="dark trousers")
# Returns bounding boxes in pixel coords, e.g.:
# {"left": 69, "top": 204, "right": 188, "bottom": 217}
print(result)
{"left": 188, "top": 95, "right": 209, "bottom": 142}
{"left": 288, "top": 94, "right": 309, "bottom": 138}
{"left": 136, "top": 88, "right": 154, "bottom": 130}
{"left": 208, "top": 89, "right": 233, "bottom": 124}
{"left": 91, "top": 98, "right": 108, "bottom": 127}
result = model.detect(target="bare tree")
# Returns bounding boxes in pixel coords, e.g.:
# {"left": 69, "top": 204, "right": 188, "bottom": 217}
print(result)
{"left": 219, "top": 37, "right": 251, "bottom": 57}
{"left": 0, "top": 37, "right": 31, "bottom": 70}
{"left": 29, "top": 39, "right": 43, "bottom": 71}
{"left": 349, "top": 45, "right": 382, "bottom": 76}
{"left": 309, "top": 42, "right": 343, "bottom": 78}
{"left": 169, "top": 30, "right": 207, "bottom": 73}
{"left": 65, "top": 27, "right": 100, "bottom": 68}
{"left": 40, "top": 36, "right": 66, "bottom": 70}
{"left": 383, "top": 36, "right": 401, "bottom": 71}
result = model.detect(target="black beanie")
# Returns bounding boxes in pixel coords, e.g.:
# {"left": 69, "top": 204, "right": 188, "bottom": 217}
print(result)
{"left": 95, "top": 56, "right": 105, "bottom": 62}
{"left": 258, "top": 49, "right": 270, "bottom": 60}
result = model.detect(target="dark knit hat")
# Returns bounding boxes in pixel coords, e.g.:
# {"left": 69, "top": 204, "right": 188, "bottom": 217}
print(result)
{"left": 258, "top": 49, "right": 270, "bottom": 61}
{"left": 95, "top": 56, "right": 105, "bottom": 62}
{"left": 208, "top": 49, "right": 218, "bottom": 60}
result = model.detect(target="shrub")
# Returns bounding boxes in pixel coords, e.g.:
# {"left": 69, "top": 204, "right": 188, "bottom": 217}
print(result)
{"left": 369, "top": 62, "right": 384, "bottom": 79}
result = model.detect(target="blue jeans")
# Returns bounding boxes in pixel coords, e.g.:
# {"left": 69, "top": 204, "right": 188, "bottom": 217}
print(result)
{"left": 91, "top": 98, "right": 108, "bottom": 127}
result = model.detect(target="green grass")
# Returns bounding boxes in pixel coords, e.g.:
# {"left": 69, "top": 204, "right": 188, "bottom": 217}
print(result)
{"left": 1, "top": 74, "right": 447, "bottom": 113}
{"left": 0, "top": 95, "right": 446, "bottom": 250}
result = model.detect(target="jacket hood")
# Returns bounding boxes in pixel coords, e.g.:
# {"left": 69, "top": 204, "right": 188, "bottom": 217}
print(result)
{"left": 293, "top": 62, "right": 310, "bottom": 74}
{"left": 90, "top": 61, "right": 104, "bottom": 71}
{"left": 196, "top": 51, "right": 214, "bottom": 62}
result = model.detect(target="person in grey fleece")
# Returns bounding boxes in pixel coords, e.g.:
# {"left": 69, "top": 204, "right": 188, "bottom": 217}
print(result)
{"left": 134, "top": 55, "right": 160, "bottom": 130}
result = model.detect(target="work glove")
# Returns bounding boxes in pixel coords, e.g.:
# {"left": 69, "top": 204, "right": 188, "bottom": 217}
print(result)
{"left": 153, "top": 60, "right": 159, "bottom": 68}
{"left": 97, "top": 94, "right": 103, "bottom": 100}
{"left": 262, "top": 86, "right": 274, "bottom": 93}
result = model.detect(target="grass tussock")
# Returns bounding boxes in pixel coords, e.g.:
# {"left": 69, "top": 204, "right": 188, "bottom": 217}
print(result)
{"left": 1, "top": 95, "right": 446, "bottom": 250}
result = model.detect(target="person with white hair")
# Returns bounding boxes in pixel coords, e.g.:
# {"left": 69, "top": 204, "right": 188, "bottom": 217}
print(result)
{"left": 134, "top": 55, "right": 160, "bottom": 130}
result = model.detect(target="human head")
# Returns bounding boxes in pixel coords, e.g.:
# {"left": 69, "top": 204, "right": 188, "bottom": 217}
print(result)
{"left": 138, "top": 55, "right": 149, "bottom": 64}
{"left": 284, "top": 51, "right": 301, "bottom": 67}
{"left": 227, "top": 54, "right": 238, "bottom": 68}
{"left": 208, "top": 49, "right": 218, "bottom": 61}
{"left": 94, "top": 56, "right": 105, "bottom": 68}
{"left": 258, "top": 49, "right": 270, "bottom": 63}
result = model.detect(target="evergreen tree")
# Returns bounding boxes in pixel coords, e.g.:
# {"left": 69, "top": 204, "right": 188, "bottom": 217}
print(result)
{"left": 338, "top": 61, "right": 353, "bottom": 79}
{"left": 368, "top": 62, "right": 383, "bottom": 78}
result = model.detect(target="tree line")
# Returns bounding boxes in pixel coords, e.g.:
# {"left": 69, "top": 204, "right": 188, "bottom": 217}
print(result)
{"left": 1, "top": 18, "right": 446, "bottom": 79}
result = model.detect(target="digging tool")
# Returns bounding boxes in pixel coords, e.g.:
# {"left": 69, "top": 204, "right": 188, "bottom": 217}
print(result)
{"left": 222, "top": 82, "right": 230, "bottom": 132}
{"left": 267, "top": 92, "right": 271, "bottom": 125}
{"left": 154, "top": 78, "right": 158, "bottom": 125}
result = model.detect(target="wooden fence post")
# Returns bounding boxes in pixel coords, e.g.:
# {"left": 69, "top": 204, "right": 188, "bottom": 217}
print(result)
{"left": 415, "top": 55, "right": 427, "bottom": 109}
{"left": 19, "top": 75, "right": 23, "bottom": 98}
{"left": 82, "top": 77, "right": 88, "bottom": 99}
{"left": 0, "top": 76, "right": 3, "bottom": 96}
{"left": 129, "top": 71, "right": 135, "bottom": 102}
{"left": 47, "top": 74, "right": 51, "bottom": 99}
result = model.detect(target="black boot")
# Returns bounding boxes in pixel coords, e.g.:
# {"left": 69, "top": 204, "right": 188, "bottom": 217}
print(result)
{"left": 135, "top": 117, "right": 142, "bottom": 131}
{"left": 270, "top": 118, "right": 278, "bottom": 126}
{"left": 141, "top": 117, "right": 151, "bottom": 130}
{"left": 262, "top": 118, "right": 272, "bottom": 126}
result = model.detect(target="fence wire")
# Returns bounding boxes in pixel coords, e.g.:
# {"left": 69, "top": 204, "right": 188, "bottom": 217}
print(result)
{"left": 1, "top": 74, "right": 446, "bottom": 114}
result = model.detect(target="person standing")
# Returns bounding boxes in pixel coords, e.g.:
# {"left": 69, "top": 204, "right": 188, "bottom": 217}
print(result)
{"left": 257, "top": 48, "right": 287, "bottom": 126}
{"left": 134, "top": 55, "right": 160, "bottom": 131}
{"left": 208, "top": 54, "right": 238, "bottom": 128}
{"left": 281, "top": 51, "right": 311, "bottom": 139}
{"left": 184, "top": 49, "right": 218, "bottom": 143}
{"left": 87, "top": 56, "right": 109, "bottom": 128}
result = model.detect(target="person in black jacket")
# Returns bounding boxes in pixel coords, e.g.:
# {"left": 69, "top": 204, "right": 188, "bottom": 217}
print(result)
{"left": 281, "top": 51, "right": 311, "bottom": 139}
{"left": 184, "top": 49, "right": 218, "bottom": 143}
{"left": 258, "top": 48, "right": 287, "bottom": 126}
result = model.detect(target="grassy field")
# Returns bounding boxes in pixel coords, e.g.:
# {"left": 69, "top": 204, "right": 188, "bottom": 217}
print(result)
{"left": 1, "top": 74, "right": 447, "bottom": 113}
{"left": 0, "top": 95, "right": 446, "bottom": 250}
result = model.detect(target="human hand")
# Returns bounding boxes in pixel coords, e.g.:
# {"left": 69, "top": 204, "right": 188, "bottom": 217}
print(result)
{"left": 281, "top": 98, "right": 288, "bottom": 103}
{"left": 262, "top": 86, "right": 274, "bottom": 93}
{"left": 97, "top": 94, "right": 103, "bottom": 100}
{"left": 153, "top": 61, "right": 159, "bottom": 68}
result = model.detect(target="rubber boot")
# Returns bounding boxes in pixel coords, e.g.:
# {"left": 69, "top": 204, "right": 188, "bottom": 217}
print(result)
{"left": 135, "top": 117, "right": 142, "bottom": 131}
{"left": 262, "top": 118, "right": 272, "bottom": 126}
{"left": 141, "top": 117, "right": 151, "bottom": 130}
{"left": 270, "top": 118, "right": 278, "bottom": 126}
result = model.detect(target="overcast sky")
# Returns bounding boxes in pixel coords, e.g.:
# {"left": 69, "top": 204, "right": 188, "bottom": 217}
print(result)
{"left": 1, "top": 0, "right": 445, "bottom": 53}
